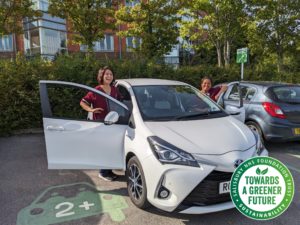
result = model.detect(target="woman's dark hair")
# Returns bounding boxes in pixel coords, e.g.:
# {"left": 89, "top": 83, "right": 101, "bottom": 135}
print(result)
{"left": 98, "top": 66, "right": 115, "bottom": 85}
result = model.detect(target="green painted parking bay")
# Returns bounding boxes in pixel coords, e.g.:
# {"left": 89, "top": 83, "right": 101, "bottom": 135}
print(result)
{"left": 17, "top": 182, "right": 128, "bottom": 225}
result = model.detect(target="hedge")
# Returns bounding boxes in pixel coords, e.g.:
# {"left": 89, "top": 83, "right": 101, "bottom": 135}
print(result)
{"left": 0, "top": 53, "right": 299, "bottom": 135}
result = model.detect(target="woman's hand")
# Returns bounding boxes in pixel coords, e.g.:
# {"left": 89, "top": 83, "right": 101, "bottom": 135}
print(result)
{"left": 214, "top": 85, "right": 228, "bottom": 101}
{"left": 220, "top": 85, "right": 228, "bottom": 93}
{"left": 92, "top": 108, "right": 104, "bottom": 113}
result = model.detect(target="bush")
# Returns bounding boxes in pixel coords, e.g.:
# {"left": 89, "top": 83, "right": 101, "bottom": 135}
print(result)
{"left": 0, "top": 54, "right": 51, "bottom": 135}
{"left": 0, "top": 53, "right": 298, "bottom": 135}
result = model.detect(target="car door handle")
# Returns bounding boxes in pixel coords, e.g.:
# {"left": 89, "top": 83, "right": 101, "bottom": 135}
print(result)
{"left": 46, "top": 125, "right": 65, "bottom": 131}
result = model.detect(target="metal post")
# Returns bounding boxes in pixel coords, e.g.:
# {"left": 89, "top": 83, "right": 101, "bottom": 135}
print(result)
{"left": 241, "top": 62, "right": 244, "bottom": 81}
{"left": 13, "top": 33, "right": 17, "bottom": 57}
{"left": 118, "top": 0, "right": 122, "bottom": 60}
{"left": 118, "top": 31, "right": 122, "bottom": 60}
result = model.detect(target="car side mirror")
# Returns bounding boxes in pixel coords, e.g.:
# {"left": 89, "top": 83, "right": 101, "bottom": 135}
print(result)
{"left": 104, "top": 111, "right": 119, "bottom": 125}
{"left": 226, "top": 105, "right": 242, "bottom": 115}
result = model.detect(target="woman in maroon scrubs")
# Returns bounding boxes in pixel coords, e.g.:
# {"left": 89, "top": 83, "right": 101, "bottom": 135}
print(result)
{"left": 80, "top": 66, "right": 120, "bottom": 181}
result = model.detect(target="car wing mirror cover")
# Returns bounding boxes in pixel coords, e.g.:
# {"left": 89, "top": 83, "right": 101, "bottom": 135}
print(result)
{"left": 104, "top": 111, "right": 119, "bottom": 125}
{"left": 226, "top": 105, "right": 243, "bottom": 115}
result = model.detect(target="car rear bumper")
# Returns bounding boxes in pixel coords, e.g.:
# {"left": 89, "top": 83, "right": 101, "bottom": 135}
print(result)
{"left": 262, "top": 122, "right": 300, "bottom": 142}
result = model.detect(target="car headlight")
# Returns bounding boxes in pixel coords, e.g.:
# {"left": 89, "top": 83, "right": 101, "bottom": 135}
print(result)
{"left": 147, "top": 136, "right": 199, "bottom": 167}
{"left": 251, "top": 130, "right": 264, "bottom": 155}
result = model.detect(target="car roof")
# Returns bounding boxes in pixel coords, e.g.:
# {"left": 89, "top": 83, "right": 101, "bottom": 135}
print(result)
{"left": 240, "top": 81, "right": 298, "bottom": 87}
{"left": 117, "top": 78, "right": 187, "bottom": 86}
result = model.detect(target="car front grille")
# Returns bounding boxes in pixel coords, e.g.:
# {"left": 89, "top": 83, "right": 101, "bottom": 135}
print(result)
{"left": 181, "top": 170, "right": 233, "bottom": 206}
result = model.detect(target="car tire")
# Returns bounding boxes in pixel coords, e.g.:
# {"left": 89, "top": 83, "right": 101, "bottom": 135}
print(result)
{"left": 246, "top": 121, "right": 265, "bottom": 144}
{"left": 126, "top": 156, "right": 151, "bottom": 209}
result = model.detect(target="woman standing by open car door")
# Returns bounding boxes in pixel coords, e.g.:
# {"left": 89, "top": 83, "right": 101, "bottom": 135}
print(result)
{"left": 80, "top": 67, "right": 121, "bottom": 181}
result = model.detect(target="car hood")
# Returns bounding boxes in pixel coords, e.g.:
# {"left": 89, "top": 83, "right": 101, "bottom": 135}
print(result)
{"left": 144, "top": 116, "right": 256, "bottom": 155}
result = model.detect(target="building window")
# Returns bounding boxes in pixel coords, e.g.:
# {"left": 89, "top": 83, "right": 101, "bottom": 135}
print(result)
{"left": 80, "top": 35, "right": 114, "bottom": 52}
{"left": 32, "top": 0, "right": 49, "bottom": 11}
{"left": 41, "top": 29, "right": 67, "bottom": 55}
{"left": 125, "top": 0, "right": 140, "bottom": 7}
{"left": 126, "top": 37, "right": 141, "bottom": 51}
{"left": 23, "top": 0, "right": 67, "bottom": 57}
{"left": 39, "top": 20, "right": 67, "bottom": 31}
{"left": 0, "top": 35, "right": 13, "bottom": 51}
{"left": 42, "top": 13, "right": 66, "bottom": 24}
{"left": 24, "top": 29, "right": 41, "bottom": 54}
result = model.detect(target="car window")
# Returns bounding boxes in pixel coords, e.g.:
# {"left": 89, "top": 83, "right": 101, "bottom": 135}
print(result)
{"left": 227, "top": 85, "right": 256, "bottom": 101}
{"left": 47, "top": 85, "right": 88, "bottom": 120}
{"left": 45, "top": 84, "right": 129, "bottom": 124}
{"left": 270, "top": 86, "right": 300, "bottom": 104}
{"left": 227, "top": 85, "right": 240, "bottom": 101}
{"left": 133, "top": 85, "right": 226, "bottom": 121}
{"left": 243, "top": 86, "right": 256, "bottom": 101}
{"left": 117, "top": 85, "right": 133, "bottom": 111}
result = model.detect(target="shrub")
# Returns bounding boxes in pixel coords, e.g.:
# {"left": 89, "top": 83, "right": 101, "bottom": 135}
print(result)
{"left": 0, "top": 53, "right": 298, "bottom": 135}
{"left": 0, "top": 54, "right": 53, "bottom": 135}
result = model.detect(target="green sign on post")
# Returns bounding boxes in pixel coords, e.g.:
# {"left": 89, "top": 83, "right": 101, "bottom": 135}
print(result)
{"left": 237, "top": 47, "right": 248, "bottom": 80}
{"left": 236, "top": 48, "right": 248, "bottom": 64}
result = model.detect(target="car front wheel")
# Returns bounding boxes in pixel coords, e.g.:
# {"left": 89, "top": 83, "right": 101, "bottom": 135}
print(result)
{"left": 246, "top": 121, "right": 265, "bottom": 144}
{"left": 126, "top": 156, "right": 150, "bottom": 209}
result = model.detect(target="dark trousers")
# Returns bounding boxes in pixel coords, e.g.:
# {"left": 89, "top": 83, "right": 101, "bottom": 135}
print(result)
{"left": 99, "top": 169, "right": 112, "bottom": 176}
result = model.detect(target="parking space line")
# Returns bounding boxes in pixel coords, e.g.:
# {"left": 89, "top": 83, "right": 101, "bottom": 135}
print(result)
{"left": 287, "top": 153, "right": 300, "bottom": 159}
{"left": 286, "top": 164, "right": 300, "bottom": 174}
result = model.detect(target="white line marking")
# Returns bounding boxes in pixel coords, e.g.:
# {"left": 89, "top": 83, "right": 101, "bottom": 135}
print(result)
{"left": 287, "top": 153, "right": 300, "bottom": 160}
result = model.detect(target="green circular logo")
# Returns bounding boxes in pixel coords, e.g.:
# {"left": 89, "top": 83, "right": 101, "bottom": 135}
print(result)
{"left": 230, "top": 156, "right": 294, "bottom": 220}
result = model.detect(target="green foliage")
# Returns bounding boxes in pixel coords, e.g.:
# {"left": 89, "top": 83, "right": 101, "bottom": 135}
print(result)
{"left": 245, "top": 0, "right": 300, "bottom": 73}
{"left": 0, "top": 0, "right": 41, "bottom": 35}
{"left": 0, "top": 54, "right": 299, "bottom": 135}
{"left": 47, "top": 85, "right": 88, "bottom": 120}
{"left": 0, "top": 54, "right": 50, "bottom": 135}
{"left": 48, "top": 0, "right": 115, "bottom": 52}
{"left": 180, "top": 0, "right": 246, "bottom": 67}
{"left": 115, "top": 0, "right": 184, "bottom": 59}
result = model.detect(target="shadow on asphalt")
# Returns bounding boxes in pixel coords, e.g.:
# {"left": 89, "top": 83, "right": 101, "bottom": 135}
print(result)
{"left": 1, "top": 134, "right": 299, "bottom": 225}
{"left": 0, "top": 134, "right": 128, "bottom": 225}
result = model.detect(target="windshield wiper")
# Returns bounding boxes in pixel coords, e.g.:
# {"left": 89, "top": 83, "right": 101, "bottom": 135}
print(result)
{"left": 174, "top": 111, "right": 222, "bottom": 120}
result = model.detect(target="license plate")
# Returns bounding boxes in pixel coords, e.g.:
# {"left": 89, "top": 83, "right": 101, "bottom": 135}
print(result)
{"left": 294, "top": 128, "right": 300, "bottom": 135}
{"left": 219, "top": 181, "right": 230, "bottom": 194}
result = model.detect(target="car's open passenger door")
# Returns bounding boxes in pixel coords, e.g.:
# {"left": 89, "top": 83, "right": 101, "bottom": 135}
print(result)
{"left": 217, "top": 82, "right": 246, "bottom": 122}
{"left": 39, "top": 80, "right": 129, "bottom": 170}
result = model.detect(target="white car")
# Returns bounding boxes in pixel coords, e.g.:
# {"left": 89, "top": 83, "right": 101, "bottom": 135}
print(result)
{"left": 39, "top": 79, "right": 268, "bottom": 214}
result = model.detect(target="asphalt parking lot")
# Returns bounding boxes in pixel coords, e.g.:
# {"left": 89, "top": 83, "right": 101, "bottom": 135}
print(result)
{"left": 0, "top": 133, "right": 299, "bottom": 225}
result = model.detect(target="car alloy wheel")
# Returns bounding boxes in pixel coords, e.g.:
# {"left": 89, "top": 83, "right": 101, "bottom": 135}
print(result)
{"left": 129, "top": 164, "right": 143, "bottom": 200}
{"left": 246, "top": 121, "right": 265, "bottom": 144}
{"left": 126, "top": 156, "right": 150, "bottom": 209}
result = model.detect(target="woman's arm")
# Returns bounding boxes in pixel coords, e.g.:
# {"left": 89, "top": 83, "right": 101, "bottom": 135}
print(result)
{"left": 80, "top": 100, "right": 103, "bottom": 113}
{"left": 214, "top": 85, "right": 228, "bottom": 101}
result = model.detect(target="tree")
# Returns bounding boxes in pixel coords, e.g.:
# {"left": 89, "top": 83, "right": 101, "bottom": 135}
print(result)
{"left": 245, "top": 0, "right": 300, "bottom": 73}
{"left": 0, "top": 0, "right": 40, "bottom": 35}
{"left": 115, "top": 0, "right": 184, "bottom": 59}
{"left": 180, "top": 0, "right": 246, "bottom": 67}
{"left": 48, "top": 0, "right": 115, "bottom": 54}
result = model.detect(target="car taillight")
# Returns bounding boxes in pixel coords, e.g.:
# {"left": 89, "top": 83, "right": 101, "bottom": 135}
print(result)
{"left": 262, "top": 102, "right": 286, "bottom": 119}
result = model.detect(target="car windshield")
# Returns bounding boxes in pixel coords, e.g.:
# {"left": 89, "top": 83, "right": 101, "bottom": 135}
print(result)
{"left": 133, "top": 85, "right": 227, "bottom": 121}
{"left": 270, "top": 86, "right": 300, "bottom": 104}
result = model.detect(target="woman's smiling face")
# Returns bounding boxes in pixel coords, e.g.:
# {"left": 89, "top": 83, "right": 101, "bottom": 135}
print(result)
{"left": 201, "top": 78, "right": 212, "bottom": 93}
{"left": 102, "top": 69, "right": 114, "bottom": 85}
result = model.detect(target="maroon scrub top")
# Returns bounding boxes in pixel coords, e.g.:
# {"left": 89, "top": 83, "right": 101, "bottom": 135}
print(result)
{"left": 81, "top": 85, "right": 120, "bottom": 120}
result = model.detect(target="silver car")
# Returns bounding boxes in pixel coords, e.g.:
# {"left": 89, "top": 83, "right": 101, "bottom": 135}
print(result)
{"left": 218, "top": 81, "right": 300, "bottom": 142}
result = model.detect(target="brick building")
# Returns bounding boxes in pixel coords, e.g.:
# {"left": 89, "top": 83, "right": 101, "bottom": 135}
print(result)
{"left": 0, "top": 0, "right": 180, "bottom": 64}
